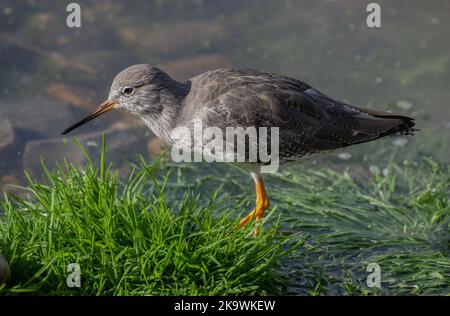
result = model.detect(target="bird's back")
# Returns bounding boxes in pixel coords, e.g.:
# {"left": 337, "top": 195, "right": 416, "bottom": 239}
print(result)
{"left": 179, "top": 68, "right": 416, "bottom": 160}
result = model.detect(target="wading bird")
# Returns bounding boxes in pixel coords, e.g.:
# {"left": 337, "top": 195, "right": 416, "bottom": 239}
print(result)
{"left": 63, "top": 65, "right": 415, "bottom": 235}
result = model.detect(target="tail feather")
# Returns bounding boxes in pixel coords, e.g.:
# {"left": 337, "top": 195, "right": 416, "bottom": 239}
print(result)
{"left": 345, "top": 107, "right": 418, "bottom": 147}
{"left": 358, "top": 107, "right": 417, "bottom": 138}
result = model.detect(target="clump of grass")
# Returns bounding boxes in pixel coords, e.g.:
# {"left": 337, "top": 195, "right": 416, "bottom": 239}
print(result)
{"left": 0, "top": 137, "right": 295, "bottom": 295}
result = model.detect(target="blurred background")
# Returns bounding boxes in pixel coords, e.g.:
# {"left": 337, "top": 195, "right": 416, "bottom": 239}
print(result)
{"left": 0, "top": 0, "right": 449, "bottom": 193}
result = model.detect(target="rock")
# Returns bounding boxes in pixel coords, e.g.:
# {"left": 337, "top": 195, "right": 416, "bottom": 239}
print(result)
{"left": 23, "top": 127, "right": 151, "bottom": 178}
{"left": 1, "top": 174, "right": 27, "bottom": 198}
{"left": 45, "top": 83, "right": 100, "bottom": 112}
{"left": 147, "top": 137, "right": 168, "bottom": 157}
{"left": 0, "top": 32, "right": 98, "bottom": 76}
{"left": 1, "top": 174, "right": 21, "bottom": 192}
{"left": 118, "top": 21, "right": 227, "bottom": 57}
{"left": 0, "top": 118, "right": 14, "bottom": 150}
{"left": 17, "top": 10, "right": 116, "bottom": 55}
{"left": 162, "top": 54, "right": 230, "bottom": 82}
{"left": 0, "top": 253, "right": 10, "bottom": 284}
{"left": 1, "top": 174, "right": 20, "bottom": 185}
{"left": 0, "top": 94, "right": 120, "bottom": 138}
{"left": 76, "top": 50, "right": 140, "bottom": 79}
{"left": 0, "top": 95, "right": 86, "bottom": 138}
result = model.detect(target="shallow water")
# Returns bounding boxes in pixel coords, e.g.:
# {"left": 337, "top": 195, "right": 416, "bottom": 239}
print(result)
{"left": 0, "top": 0, "right": 449, "bottom": 192}
{"left": 1, "top": 1, "right": 449, "bottom": 297}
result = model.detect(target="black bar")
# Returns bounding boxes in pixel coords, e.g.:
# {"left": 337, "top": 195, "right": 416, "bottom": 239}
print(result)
{"left": 0, "top": 296, "right": 447, "bottom": 314}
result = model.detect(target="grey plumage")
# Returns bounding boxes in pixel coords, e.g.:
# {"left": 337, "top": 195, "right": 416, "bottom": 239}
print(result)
{"left": 64, "top": 64, "right": 416, "bottom": 163}
{"left": 181, "top": 68, "right": 415, "bottom": 161}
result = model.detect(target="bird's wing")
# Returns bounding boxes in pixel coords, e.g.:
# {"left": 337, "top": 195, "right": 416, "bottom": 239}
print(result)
{"left": 300, "top": 88, "right": 416, "bottom": 145}
{"left": 268, "top": 86, "right": 415, "bottom": 157}
{"left": 191, "top": 69, "right": 415, "bottom": 158}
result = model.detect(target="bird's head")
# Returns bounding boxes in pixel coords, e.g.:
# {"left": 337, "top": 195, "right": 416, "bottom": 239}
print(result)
{"left": 62, "top": 64, "right": 171, "bottom": 135}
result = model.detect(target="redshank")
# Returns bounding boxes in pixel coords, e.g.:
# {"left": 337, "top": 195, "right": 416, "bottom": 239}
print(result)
{"left": 63, "top": 64, "right": 416, "bottom": 235}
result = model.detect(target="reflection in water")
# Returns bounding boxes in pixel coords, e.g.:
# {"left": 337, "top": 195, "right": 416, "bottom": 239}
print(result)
{"left": 0, "top": 0, "right": 449, "bottom": 192}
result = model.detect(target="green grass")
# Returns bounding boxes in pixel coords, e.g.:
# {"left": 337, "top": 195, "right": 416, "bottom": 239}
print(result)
{"left": 0, "top": 138, "right": 295, "bottom": 295}
{"left": 0, "top": 137, "right": 449, "bottom": 296}
{"left": 158, "top": 155, "right": 450, "bottom": 295}
{"left": 268, "top": 159, "right": 450, "bottom": 295}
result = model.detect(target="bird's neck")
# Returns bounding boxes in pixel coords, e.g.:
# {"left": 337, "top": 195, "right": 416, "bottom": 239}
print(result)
{"left": 140, "top": 78, "right": 190, "bottom": 142}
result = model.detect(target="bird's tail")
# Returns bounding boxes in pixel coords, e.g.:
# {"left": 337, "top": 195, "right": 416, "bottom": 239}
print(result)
{"left": 368, "top": 111, "right": 417, "bottom": 137}
{"left": 349, "top": 105, "right": 418, "bottom": 145}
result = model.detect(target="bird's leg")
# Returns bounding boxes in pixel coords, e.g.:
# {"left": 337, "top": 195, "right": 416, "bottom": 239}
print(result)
{"left": 253, "top": 175, "right": 269, "bottom": 236}
{"left": 239, "top": 174, "right": 269, "bottom": 236}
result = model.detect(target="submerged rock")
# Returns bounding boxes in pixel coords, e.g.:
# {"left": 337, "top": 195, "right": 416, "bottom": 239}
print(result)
{"left": 0, "top": 118, "right": 14, "bottom": 150}
{"left": 147, "top": 137, "right": 168, "bottom": 158}
{"left": 45, "top": 83, "right": 100, "bottom": 112}
{"left": 76, "top": 50, "right": 140, "bottom": 79}
{"left": 118, "top": 21, "right": 227, "bottom": 58}
{"left": 0, "top": 95, "right": 82, "bottom": 138}
{"left": 0, "top": 174, "right": 27, "bottom": 198}
{"left": 162, "top": 54, "right": 230, "bottom": 82}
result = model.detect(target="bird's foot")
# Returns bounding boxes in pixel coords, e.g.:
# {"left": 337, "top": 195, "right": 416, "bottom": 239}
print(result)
{"left": 239, "top": 209, "right": 256, "bottom": 229}
{"left": 239, "top": 205, "right": 268, "bottom": 236}
{"left": 238, "top": 177, "right": 269, "bottom": 236}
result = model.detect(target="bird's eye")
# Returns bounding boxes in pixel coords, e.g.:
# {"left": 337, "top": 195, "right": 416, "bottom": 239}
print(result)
{"left": 122, "top": 86, "right": 134, "bottom": 95}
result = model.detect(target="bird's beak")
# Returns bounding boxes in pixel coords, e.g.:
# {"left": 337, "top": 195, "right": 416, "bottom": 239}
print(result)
{"left": 62, "top": 100, "right": 117, "bottom": 135}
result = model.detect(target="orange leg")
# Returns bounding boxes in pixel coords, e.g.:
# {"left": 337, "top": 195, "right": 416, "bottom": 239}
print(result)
{"left": 239, "top": 174, "right": 270, "bottom": 236}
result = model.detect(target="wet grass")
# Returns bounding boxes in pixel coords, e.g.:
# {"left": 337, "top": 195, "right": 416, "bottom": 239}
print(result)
{"left": 0, "top": 138, "right": 449, "bottom": 295}
{"left": 162, "top": 154, "right": 450, "bottom": 295}
{"left": 270, "top": 158, "right": 450, "bottom": 295}
{"left": 0, "top": 138, "right": 295, "bottom": 295}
